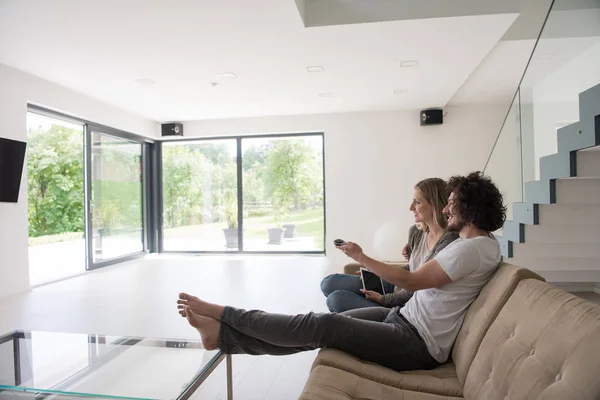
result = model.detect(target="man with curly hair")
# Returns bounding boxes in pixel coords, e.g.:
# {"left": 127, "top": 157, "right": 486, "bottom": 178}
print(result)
{"left": 177, "top": 171, "right": 506, "bottom": 371}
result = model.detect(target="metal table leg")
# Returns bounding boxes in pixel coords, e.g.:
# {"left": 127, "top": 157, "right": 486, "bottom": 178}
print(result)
{"left": 227, "top": 354, "right": 233, "bottom": 400}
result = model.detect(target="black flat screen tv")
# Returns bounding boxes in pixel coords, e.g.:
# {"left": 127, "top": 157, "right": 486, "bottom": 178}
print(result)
{"left": 0, "top": 137, "right": 27, "bottom": 203}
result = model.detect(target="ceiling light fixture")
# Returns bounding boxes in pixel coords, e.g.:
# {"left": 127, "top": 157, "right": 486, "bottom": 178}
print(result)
{"left": 219, "top": 72, "right": 237, "bottom": 78}
{"left": 393, "top": 88, "right": 408, "bottom": 95}
{"left": 318, "top": 92, "right": 333, "bottom": 98}
{"left": 399, "top": 60, "right": 419, "bottom": 68}
{"left": 134, "top": 78, "right": 155, "bottom": 86}
{"left": 307, "top": 66, "right": 324, "bottom": 73}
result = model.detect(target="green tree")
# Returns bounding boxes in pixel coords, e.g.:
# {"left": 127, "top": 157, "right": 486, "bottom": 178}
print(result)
{"left": 162, "top": 143, "right": 238, "bottom": 228}
{"left": 242, "top": 144, "right": 268, "bottom": 171}
{"left": 189, "top": 142, "right": 232, "bottom": 165}
{"left": 27, "top": 124, "right": 84, "bottom": 237}
{"left": 162, "top": 145, "right": 206, "bottom": 228}
{"left": 266, "top": 139, "right": 322, "bottom": 211}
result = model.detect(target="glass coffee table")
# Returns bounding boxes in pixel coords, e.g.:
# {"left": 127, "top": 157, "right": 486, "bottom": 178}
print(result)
{"left": 0, "top": 330, "right": 232, "bottom": 399}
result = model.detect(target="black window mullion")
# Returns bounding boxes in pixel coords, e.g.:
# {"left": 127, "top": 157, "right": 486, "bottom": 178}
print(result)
{"left": 156, "top": 142, "right": 164, "bottom": 253}
{"left": 236, "top": 138, "right": 244, "bottom": 252}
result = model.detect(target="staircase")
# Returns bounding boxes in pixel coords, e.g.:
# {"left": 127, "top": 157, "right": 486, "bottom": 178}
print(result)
{"left": 496, "top": 83, "right": 600, "bottom": 284}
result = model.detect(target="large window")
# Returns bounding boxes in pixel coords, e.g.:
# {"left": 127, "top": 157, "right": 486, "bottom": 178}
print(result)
{"left": 27, "top": 112, "right": 85, "bottom": 285}
{"left": 159, "top": 134, "right": 325, "bottom": 253}
{"left": 241, "top": 135, "right": 324, "bottom": 252}
{"left": 26, "top": 107, "right": 153, "bottom": 281}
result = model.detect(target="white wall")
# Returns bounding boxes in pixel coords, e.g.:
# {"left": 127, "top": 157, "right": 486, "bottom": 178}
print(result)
{"left": 530, "top": 40, "right": 600, "bottom": 178}
{"left": 0, "top": 64, "right": 160, "bottom": 299}
{"left": 184, "top": 105, "right": 505, "bottom": 269}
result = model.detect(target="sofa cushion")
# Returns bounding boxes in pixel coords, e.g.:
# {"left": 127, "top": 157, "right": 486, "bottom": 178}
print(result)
{"left": 451, "top": 263, "right": 543, "bottom": 384}
{"left": 312, "top": 348, "right": 463, "bottom": 397}
{"left": 300, "top": 365, "right": 463, "bottom": 400}
{"left": 344, "top": 262, "right": 408, "bottom": 275}
{"left": 464, "top": 279, "right": 600, "bottom": 400}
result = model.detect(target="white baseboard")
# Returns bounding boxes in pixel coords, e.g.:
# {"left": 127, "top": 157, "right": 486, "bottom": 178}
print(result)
{"left": 551, "top": 282, "right": 597, "bottom": 293}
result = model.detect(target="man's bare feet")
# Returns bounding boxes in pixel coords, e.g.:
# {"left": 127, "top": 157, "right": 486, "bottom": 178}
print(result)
{"left": 185, "top": 306, "right": 220, "bottom": 351}
{"left": 177, "top": 293, "right": 224, "bottom": 320}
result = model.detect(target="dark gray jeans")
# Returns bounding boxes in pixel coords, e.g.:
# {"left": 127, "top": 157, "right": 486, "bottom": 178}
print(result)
{"left": 218, "top": 306, "right": 440, "bottom": 372}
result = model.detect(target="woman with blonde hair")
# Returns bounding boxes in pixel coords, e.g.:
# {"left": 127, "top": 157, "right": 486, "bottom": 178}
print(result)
{"left": 320, "top": 177, "right": 459, "bottom": 313}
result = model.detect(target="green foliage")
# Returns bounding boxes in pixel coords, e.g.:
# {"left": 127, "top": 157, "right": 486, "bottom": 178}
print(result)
{"left": 93, "top": 180, "right": 142, "bottom": 231}
{"left": 90, "top": 141, "right": 143, "bottom": 233}
{"left": 162, "top": 143, "right": 237, "bottom": 228}
{"left": 266, "top": 139, "right": 323, "bottom": 213}
{"left": 221, "top": 191, "right": 238, "bottom": 229}
{"left": 27, "top": 128, "right": 325, "bottom": 244}
{"left": 162, "top": 145, "right": 206, "bottom": 228}
{"left": 27, "top": 124, "right": 84, "bottom": 237}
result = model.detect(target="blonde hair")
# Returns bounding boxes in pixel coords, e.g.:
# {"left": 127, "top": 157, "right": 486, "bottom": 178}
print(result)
{"left": 414, "top": 178, "right": 449, "bottom": 232}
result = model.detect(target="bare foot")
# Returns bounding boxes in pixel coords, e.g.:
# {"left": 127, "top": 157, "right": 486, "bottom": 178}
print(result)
{"left": 185, "top": 306, "right": 220, "bottom": 350}
{"left": 177, "top": 293, "right": 224, "bottom": 320}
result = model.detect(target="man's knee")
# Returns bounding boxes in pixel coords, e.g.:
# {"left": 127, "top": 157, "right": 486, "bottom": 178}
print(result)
{"left": 326, "top": 290, "right": 352, "bottom": 313}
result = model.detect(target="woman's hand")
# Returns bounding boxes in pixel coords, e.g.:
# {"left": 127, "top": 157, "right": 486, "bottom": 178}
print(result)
{"left": 338, "top": 241, "right": 364, "bottom": 262}
{"left": 360, "top": 289, "right": 382, "bottom": 303}
{"left": 402, "top": 243, "right": 411, "bottom": 260}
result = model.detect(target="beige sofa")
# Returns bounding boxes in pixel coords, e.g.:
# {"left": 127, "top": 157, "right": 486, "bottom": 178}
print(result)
{"left": 299, "top": 262, "right": 600, "bottom": 399}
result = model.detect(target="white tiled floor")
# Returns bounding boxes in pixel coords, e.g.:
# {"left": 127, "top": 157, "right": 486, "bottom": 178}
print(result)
{"left": 0, "top": 255, "right": 333, "bottom": 399}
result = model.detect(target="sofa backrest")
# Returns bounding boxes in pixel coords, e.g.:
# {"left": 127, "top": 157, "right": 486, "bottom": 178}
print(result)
{"left": 451, "top": 262, "right": 543, "bottom": 384}
{"left": 463, "top": 279, "right": 600, "bottom": 400}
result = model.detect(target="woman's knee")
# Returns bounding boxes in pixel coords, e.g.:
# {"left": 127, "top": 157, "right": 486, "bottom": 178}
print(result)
{"left": 320, "top": 274, "right": 343, "bottom": 296}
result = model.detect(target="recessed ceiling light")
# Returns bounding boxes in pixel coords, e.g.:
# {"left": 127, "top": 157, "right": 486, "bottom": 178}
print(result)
{"left": 307, "top": 66, "right": 324, "bottom": 73}
{"left": 399, "top": 60, "right": 419, "bottom": 68}
{"left": 393, "top": 88, "right": 408, "bottom": 95}
{"left": 248, "top": 97, "right": 263, "bottom": 103}
{"left": 134, "top": 78, "right": 155, "bottom": 86}
{"left": 318, "top": 92, "right": 333, "bottom": 98}
{"left": 218, "top": 72, "right": 237, "bottom": 79}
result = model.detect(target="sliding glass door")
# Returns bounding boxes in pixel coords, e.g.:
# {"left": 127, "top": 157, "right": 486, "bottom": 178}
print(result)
{"left": 86, "top": 125, "right": 146, "bottom": 268}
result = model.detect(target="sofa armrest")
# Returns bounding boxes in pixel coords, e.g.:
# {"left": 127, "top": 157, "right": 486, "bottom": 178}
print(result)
{"left": 343, "top": 261, "right": 409, "bottom": 275}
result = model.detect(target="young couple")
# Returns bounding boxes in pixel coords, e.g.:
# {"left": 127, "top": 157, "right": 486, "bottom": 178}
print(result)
{"left": 177, "top": 171, "right": 506, "bottom": 371}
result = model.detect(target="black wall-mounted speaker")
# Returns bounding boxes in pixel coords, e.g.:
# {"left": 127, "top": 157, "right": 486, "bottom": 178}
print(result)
{"left": 420, "top": 109, "right": 443, "bottom": 126}
{"left": 162, "top": 123, "right": 183, "bottom": 137}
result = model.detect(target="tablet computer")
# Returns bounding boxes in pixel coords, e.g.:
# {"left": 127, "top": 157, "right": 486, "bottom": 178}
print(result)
{"left": 360, "top": 267, "right": 386, "bottom": 295}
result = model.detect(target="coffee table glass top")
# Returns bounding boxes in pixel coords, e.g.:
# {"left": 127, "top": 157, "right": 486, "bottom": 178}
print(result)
{"left": 0, "top": 330, "right": 222, "bottom": 399}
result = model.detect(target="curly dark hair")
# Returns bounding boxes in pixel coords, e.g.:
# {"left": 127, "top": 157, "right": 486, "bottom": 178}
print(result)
{"left": 447, "top": 171, "right": 506, "bottom": 232}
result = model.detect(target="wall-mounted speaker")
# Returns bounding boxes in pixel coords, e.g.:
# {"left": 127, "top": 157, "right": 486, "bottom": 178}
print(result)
{"left": 420, "top": 109, "right": 443, "bottom": 126}
{"left": 162, "top": 123, "right": 183, "bottom": 137}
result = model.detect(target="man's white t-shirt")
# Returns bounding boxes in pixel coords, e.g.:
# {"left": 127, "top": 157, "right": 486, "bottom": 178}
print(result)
{"left": 400, "top": 235, "right": 501, "bottom": 363}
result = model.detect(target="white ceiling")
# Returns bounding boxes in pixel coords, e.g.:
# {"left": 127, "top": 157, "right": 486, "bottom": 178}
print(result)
{"left": 0, "top": 0, "right": 518, "bottom": 121}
